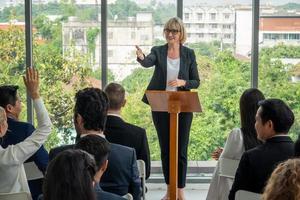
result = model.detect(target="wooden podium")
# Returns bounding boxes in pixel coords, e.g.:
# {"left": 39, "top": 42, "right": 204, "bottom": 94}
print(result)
{"left": 146, "top": 90, "right": 202, "bottom": 200}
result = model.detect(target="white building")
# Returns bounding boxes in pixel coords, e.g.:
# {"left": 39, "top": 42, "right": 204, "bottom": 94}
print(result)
{"left": 62, "top": 12, "right": 154, "bottom": 80}
{"left": 183, "top": 6, "right": 235, "bottom": 45}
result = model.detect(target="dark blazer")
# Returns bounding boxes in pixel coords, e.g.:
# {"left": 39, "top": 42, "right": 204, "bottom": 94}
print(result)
{"left": 95, "top": 183, "right": 126, "bottom": 200}
{"left": 229, "top": 136, "right": 294, "bottom": 200}
{"left": 105, "top": 115, "right": 151, "bottom": 179}
{"left": 137, "top": 44, "right": 200, "bottom": 104}
{"left": 49, "top": 140, "right": 141, "bottom": 200}
{"left": 1, "top": 118, "right": 49, "bottom": 200}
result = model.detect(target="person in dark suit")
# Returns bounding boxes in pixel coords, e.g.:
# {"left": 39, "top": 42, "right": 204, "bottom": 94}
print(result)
{"left": 49, "top": 88, "right": 141, "bottom": 200}
{"left": 75, "top": 135, "right": 126, "bottom": 200}
{"left": 104, "top": 82, "right": 151, "bottom": 179}
{"left": 229, "top": 99, "right": 295, "bottom": 200}
{"left": 136, "top": 17, "right": 200, "bottom": 200}
{"left": 0, "top": 85, "right": 49, "bottom": 200}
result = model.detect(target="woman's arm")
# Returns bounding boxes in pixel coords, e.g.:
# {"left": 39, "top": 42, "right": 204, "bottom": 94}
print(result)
{"left": 136, "top": 46, "right": 157, "bottom": 68}
{"left": 184, "top": 49, "right": 200, "bottom": 89}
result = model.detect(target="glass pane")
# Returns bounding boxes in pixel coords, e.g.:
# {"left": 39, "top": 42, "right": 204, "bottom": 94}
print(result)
{"left": 107, "top": 0, "right": 176, "bottom": 161}
{"left": 0, "top": 3, "right": 26, "bottom": 120}
{"left": 31, "top": 1, "right": 102, "bottom": 148}
{"left": 183, "top": 1, "right": 252, "bottom": 160}
{"left": 259, "top": 1, "right": 300, "bottom": 140}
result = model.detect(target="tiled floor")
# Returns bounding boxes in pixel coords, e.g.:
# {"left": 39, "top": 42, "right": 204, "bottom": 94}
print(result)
{"left": 146, "top": 183, "right": 209, "bottom": 200}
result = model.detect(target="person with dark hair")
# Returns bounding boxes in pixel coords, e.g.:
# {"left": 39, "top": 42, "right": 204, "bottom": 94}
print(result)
{"left": 262, "top": 158, "right": 300, "bottom": 200}
{"left": 75, "top": 135, "right": 126, "bottom": 200}
{"left": 136, "top": 17, "right": 200, "bottom": 200}
{"left": 49, "top": 87, "right": 141, "bottom": 200}
{"left": 43, "top": 149, "right": 97, "bottom": 200}
{"left": 229, "top": 99, "right": 295, "bottom": 200}
{"left": 104, "top": 82, "right": 151, "bottom": 179}
{"left": 0, "top": 84, "right": 49, "bottom": 200}
{"left": 0, "top": 68, "right": 52, "bottom": 194}
{"left": 207, "top": 88, "right": 265, "bottom": 200}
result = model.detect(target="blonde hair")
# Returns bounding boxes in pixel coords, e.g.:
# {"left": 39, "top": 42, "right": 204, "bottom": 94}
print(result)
{"left": 262, "top": 159, "right": 300, "bottom": 200}
{"left": 0, "top": 107, "right": 5, "bottom": 124}
{"left": 164, "top": 17, "right": 187, "bottom": 44}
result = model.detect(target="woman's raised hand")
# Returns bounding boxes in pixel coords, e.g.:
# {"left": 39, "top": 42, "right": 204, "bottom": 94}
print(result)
{"left": 135, "top": 45, "right": 145, "bottom": 60}
{"left": 23, "top": 68, "right": 40, "bottom": 100}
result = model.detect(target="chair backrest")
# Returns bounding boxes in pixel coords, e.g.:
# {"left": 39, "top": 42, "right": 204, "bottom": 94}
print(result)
{"left": 235, "top": 190, "right": 261, "bottom": 200}
{"left": 122, "top": 193, "right": 133, "bottom": 200}
{"left": 0, "top": 192, "right": 31, "bottom": 200}
{"left": 219, "top": 158, "right": 240, "bottom": 179}
{"left": 137, "top": 159, "right": 146, "bottom": 200}
{"left": 24, "top": 162, "right": 44, "bottom": 181}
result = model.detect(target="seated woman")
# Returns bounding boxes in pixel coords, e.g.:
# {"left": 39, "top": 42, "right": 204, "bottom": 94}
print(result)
{"left": 262, "top": 159, "right": 300, "bottom": 200}
{"left": 206, "top": 88, "right": 265, "bottom": 200}
{"left": 42, "top": 149, "right": 97, "bottom": 200}
{"left": 0, "top": 68, "right": 52, "bottom": 194}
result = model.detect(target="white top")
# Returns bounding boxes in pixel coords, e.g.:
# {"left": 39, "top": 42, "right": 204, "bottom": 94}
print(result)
{"left": 206, "top": 128, "right": 245, "bottom": 200}
{"left": 0, "top": 99, "right": 52, "bottom": 194}
{"left": 166, "top": 57, "right": 180, "bottom": 91}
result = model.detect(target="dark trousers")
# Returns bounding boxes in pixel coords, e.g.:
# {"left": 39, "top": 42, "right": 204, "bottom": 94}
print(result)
{"left": 151, "top": 111, "right": 193, "bottom": 188}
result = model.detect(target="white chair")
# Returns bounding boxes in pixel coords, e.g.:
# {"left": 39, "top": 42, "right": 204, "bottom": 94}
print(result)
{"left": 235, "top": 190, "right": 261, "bottom": 200}
{"left": 219, "top": 158, "right": 240, "bottom": 178}
{"left": 122, "top": 193, "right": 133, "bottom": 200}
{"left": 0, "top": 192, "right": 31, "bottom": 200}
{"left": 137, "top": 159, "right": 146, "bottom": 200}
{"left": 23, "top": 161, "right": 44, "bottom": 181}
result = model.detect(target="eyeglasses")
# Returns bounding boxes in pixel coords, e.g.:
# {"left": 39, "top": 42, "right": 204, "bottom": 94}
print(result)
{"left": 164, "top": 28, "right": 180, "bottom": 35}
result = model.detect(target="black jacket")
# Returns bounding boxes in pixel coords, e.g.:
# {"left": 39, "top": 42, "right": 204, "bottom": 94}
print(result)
{"left": 105, "top": 115, "right": 151, "bottom": 179}
{"left": 137, "top": 44, "right": 200, "bottom": 104}
{"left": 229, "top": 136, "right": 294, "bottom": 200}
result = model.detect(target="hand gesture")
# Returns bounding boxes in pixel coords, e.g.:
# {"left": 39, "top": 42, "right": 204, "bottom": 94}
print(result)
{"left": 23, "top": 68, "right": 40, "bottom": 100}
{"left": 211, "top": 147, "right": 223, "bottom": 160}
{"left": 135, "top": 45, "right": 145, "bottom": 60}
{"left": 168, "top": 79, "right": 186, "bottom": 88}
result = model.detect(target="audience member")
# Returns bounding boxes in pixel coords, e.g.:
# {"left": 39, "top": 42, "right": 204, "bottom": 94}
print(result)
{"left": 43, "top": 149, "right": 96, "bottom": 200}
{"left": 75, "top": 135, "right": 126, "bottom": 200}
{"left": 49, "top": 87, "right": 141, "bottom": 200}
{"left": 0, "top": 84, "right": 49, "bottom": 200}
{"left": 206, "top": 88, "right": 264, "bottom": 200}
{"left": 262, "top": 158, "right": 300, "bottom": 200}
{"left": 229, "top": 99, "right": 295, "bottom": 200}
{"left": 0, "top": 68, "right": 52, "bottom": 194}
{"left": 104, "top": 82, "right": 151, "bottom": 179}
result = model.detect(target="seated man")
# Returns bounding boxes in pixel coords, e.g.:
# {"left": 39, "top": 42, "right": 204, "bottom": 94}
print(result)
{"left": 75, "top": 135, "right": 126, "bottom": 200}
{"left": 49, "top": 87, "right": 141, "bottom": 200}
{"left": 0, "top": 84, "right": 49, "bottom": 200}
{"left": 104, "top": 82, "right": 150, "bottom": 179}
{"left": 229, "top": 99, "right": 295, "bottom": 200}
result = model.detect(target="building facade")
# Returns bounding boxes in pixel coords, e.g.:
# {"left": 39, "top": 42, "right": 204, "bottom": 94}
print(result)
{"left": 183, "top": 6, "right": 235, "bottom": 45}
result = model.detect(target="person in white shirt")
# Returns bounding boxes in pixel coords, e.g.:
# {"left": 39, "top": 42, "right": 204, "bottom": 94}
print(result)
{"left": 0, "top": 68, "right": 52, "bottom": 194}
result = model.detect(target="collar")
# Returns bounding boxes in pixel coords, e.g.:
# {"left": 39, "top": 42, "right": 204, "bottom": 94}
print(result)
{"left": 80, "top": 133, "right": 105, "bottom": 139}
{"left": 107, "top": 113, "right": 122, "bottom": 118}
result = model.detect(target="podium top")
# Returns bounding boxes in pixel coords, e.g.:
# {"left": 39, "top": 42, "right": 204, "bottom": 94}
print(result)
{"left": 145, "top": 90, "right": 202, "bottom": 113}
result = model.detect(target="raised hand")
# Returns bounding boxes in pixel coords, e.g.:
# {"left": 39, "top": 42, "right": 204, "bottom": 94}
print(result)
{"left": 168, "top": 79, "right": 186, "bottom": 88}
{"left": 135, "top": 45, "right": 145, "bottom": 60}
{"left": 211, "top": 147, "right": 223, "bottom": 160}
{"left": 23, "top": 68, "right": 40, "bottom": 100}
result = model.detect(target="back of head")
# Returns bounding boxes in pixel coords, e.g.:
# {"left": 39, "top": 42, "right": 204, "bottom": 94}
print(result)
{"left": 258, "top": 99, "right": 294, "bottom": 134}
{"left": 104, "top": 82, "right": 125, "bottom": 110}
{"left": 74, "top": 87, "right": 109, "bottom": 131}
{"left": 75, "top": 135, "right": 111, "bottom": 170}
{"left": 0, "top": 85, "right": 19, "bottom": 108}
{"left": 43, "top": 149, "right": 97, "bottom": 200}
{"left": 240, "top": 88, "right": 265, "bottom": 150}
{"left": 262, "top": 159, "right": 300, "bottom": 200}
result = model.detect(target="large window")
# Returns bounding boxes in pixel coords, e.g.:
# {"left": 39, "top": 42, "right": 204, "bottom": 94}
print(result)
{"left": 259, "top": 1, "right": 300, "bottom": 140}
{"left": 183, "top": 1, "right": 252, "bottom": 160}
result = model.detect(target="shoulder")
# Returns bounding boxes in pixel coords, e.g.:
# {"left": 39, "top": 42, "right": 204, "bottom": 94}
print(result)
{"left": 111, "top": 143, "right": 135, "bottom": 154}
{"left": 96, "top": 190, "right": 125, "bottom": 200}
{"left": 8, "top": 119, "right": 34, "bottom": 130}
{"left": 181, "top": 45, "right": 195, "bottom": 54}
{"left": 227, "top": 128, "right": 243, "bottom": 143}
{"left": 124, "top": 122, "right": 146, "bottom": 135}
{"left": 49, "top": 144, "right": 74, "bottom": 160}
